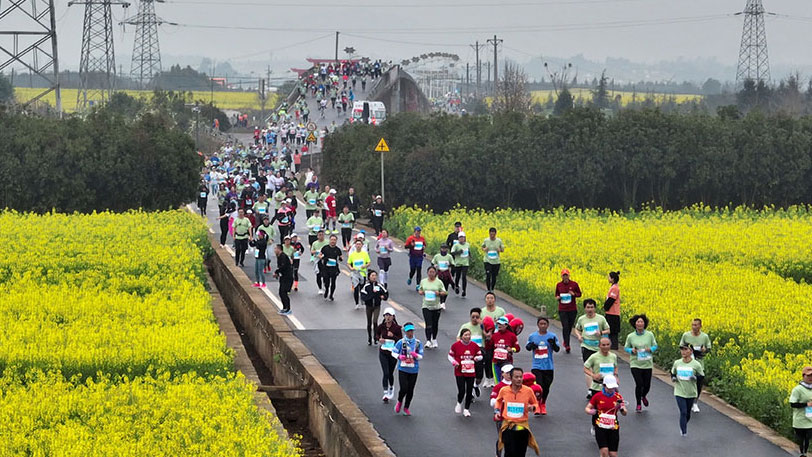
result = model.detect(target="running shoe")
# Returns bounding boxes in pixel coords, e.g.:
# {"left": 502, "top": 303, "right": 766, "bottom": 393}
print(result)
{"left": 394, "top": 402, "right": 402, "bottom": 413}
{"left": 432, "top": 339, "right": 438, "bottom": 348}
{"left": 403, "top": 408, "right": 411, "bottom": 416}
{"left": 691, "top": 403, "right": 700, "bottom": 413}
{"left": 642, "top": 396, "right": 649, "bottom": 407}
{"left": 473, "top": 384, "right": 481, "bottom": 398}
{"left": 260, "top": 284, "right": 266, "bottom": 288}
{"left": 463, "top": 409, "right": 471, "bottom": 417}
{"left": 406, "top": 278, "right": 412, "bottom": 285}
{"left": 540, "top": 404, "right": 547, "bottom": 415}
{"left": 252, "top": 283, "right": 260, "bottom": 287}
{"left": 455, "top": 287, "right": 460, "bottom": 294}
{"left": 454, "top": 403, "right": 462, "bottom": 414}
{"left": 354, "top": 304, "right": 361, "bottom": 310}
{"left": 635, "top": 405, "right": 642, "bottom": 413}
{"left": 440, "top": 303, "right": 446, "bottom": 310}
{"left": 461, "top": 291, "right": 466, "bottom": 298}
{"left": 590, "top": 426, "right": 595, "bottom": 437}
{"left": 565, "top": 345, "right": 571, "bottom": 354}
{"left": 382, "top": 391, "right": 389, "bottom": 403}
{"left": 415, "top": 285, "right": 420, "bottom": 291}
{"left": 424, "top": 340, "right": 433, "bottom": 349}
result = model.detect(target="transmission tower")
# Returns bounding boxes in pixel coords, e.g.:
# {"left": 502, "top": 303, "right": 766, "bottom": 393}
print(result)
{"left": 735, "top": 0, "right": 772, "bottom": 86}
{"left": 68, "top": 0, "right": 130, "bottom": 109}
{"left": 0, "top": 0, "right": 61, "bottom": 113}
{"left": 122, "top": 0, "right": 173, "bottom": 88}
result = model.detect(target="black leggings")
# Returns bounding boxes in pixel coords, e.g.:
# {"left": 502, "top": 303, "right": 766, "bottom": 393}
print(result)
{"left": 397, "top": 371, "right": 418, "bottom": 408}
{"left": 630, "top": 367, "right": 653, "bottom": 405}
{"left": 795, "top": 427, "right": 812, "bottom": 455}
{"left": 422, "top": 308, "right": 441, "bottom": 341}
{"left": 484, "top": 262, "right": 501, "bottom": 291}
{"left": 292, "top": 259, "right": 300, "bottom": 282}
{"left": 454, "top": 265, "right": 469, "bottom": 293}
{"left": 455, "top": 376, "right": 475, "bottom": 408}
{"left": 234, "top": 238, "right": 248, "bottom": 265}
{"left": 558, "top": 310, "right": 577, "bottom": 348}
{"left": 219, "top": 218, "right": 229, "bottom": 245}
{"left": 366, "top": 306, "right": 380, "bottom": 342}
{"left": 532, "top": 369, "right": 554, "bottom": 403}
{"left": 606, "top": 314, "right": 621, "bottom": 350}
{"left": 502, "top": 428, "right": 530, "bottom": 457}
{"left": 696, "top": 374, "right": 705, "bottom": 399}
{"left": 379, "top": 350, "right": 397, "bottom": 390}
{"left": 341, "top": 227, "right": 353, "bottom": 247}
{"left": 322, "top": 271, "right": 337, "bottom": 298}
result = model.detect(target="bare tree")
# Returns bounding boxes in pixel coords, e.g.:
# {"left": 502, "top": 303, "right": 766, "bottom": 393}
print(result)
{"left": 492, "top": 61, "right": 531, "bottom": 114}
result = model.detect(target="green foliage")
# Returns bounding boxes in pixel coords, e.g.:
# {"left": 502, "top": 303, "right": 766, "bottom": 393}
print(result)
{"left": 0, "top": 73, "right": 11, "bottom": 103}
{"left": 553, "top": 88, "right": 574, "bottom": 115}
{"left": 323, "top": 108, "right": 812, "bottom": 211}
{"left": 152, "top": 64, "right": 213, "bottom": 90}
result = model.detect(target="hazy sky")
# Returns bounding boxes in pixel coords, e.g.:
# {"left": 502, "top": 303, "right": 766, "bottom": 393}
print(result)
{"left": 3, "top": 0, "right": 811, "bottom": 75}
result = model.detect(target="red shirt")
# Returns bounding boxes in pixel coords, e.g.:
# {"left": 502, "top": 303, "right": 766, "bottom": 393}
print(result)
{"left": 448, "top": 340, "right": 482, "bottom": 377}
{"left": 589, "top": 390, "right": 624, "bottom": 430}
{"left": 404, "top": 235, "right": 425, "bottom": 257}
{"left": 325, "top": 195, "right": 337, "bottom": 217}
{"left": 488, "top": 330, "right": 519, "bottom": 364}
{"left": 555, "top": 280, "right": 582, "bottom": 312}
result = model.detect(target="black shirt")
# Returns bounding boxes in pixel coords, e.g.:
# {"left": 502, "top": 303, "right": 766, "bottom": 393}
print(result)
{"left": 249, "top": 237, "right": 268, "bottom": 259}
{"left": 320, "top": 245, "right": 343, "bottom": 270}
{"left": 360, "top": 281, "right": 389, "bottom": 307}
{"left": 275, "top": 252, "right": 294, "bottom": 280}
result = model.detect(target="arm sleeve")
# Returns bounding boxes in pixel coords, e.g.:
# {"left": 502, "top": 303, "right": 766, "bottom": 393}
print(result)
{"left": 603, "top": 297, "right": 615, "bottom": 312}
{"left": 548, "top": 336, "right": 560, "bottom": 352}
{"left": 790, "top": 402, "right": 808, "bottom": 408}
{"left": 525, "top": 338, "right": 536, "bottom": 351}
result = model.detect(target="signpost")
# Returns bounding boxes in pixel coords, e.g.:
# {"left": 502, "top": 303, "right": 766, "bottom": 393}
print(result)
{"left": 375, "top": 138, "right": 390, "bottom": 202}
{"left": 306, "top": 131, "right": 318, "bottom": 169}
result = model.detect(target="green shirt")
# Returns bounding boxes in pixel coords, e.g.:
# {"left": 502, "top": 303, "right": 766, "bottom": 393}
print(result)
{"left": 624, "top": 330, "right": 658, "bottom": 369}
{"left": 576, "top": 314, "right": 609, "bottom": 352}
{"left": 252, "top": 201, "right": 272, "bottom": 218}
{"left": 257, "top": 223, "right": 276, "bottom": 241}
{"left": 338, "top": 212, "right": 355, "bottom": 228}
{"left": 307, "top": 216, "right": 324, "bottom": 235}
{"left": 679, "top": 331, "right": 712, "bottom": 368}
{"left": 584, "top": 351, "right": 618, "bottom": 391}
{"left": 232, "top": 218, "right": 252, "bottom": 240}
{"left": 419, "top": 278, "right": 446, "bottom": 310}
{"left": 304, "top": 190, "right": 320, "bottom": 210}
{"left": 459, "top": 322, "right": 485, "bottom": 347}
{"left": 282, "top": 244, "right": 294, "bottom": 259}
{"left": 482, "top": 306, "right": 505, "bottom": 322}
{"left": 432, "top": 253, "right": 454, "bottom": 273}
{"left": 348, "top": 250, "right": 371, "bottom": 277}
{"left": 671, "top": 358, "right": 704, "bottom": 398}
{"left": 311, "top": 239, "right": 329, "bottom": 256}
{"left": 319, "top": 192, "right": 328, "bottom": 208}
{"left": 450, "top": 242, "right": 471, "bottom": 267}
{"left": 481, "top": 237, "right": 505, "bottom": 264}
{"left": 273, "top": 191, "right": 286, "bottom": 209}
{"left": 789, "top": 384, "right": 812, "bottom": 429}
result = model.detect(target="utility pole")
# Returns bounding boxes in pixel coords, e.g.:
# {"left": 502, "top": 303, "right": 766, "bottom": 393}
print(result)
{"left": 70, "top": 0, "right": 130, "bottom": 110}
{"left": 334, "top": 31, "right": 339, "bottom": 64}
{"left": 486, "top": 61, "right": 491, "bottom": 93}
{"left": 469, "top": 41, "right": 486, "bottom": 97}
{"left": 1, "top": 0, "right": 62, "bottom": 114}
{"left": 121, "top": 0, "right": 175, "bottom": 89}
{"left": 735, "top": 0, "right": 772, "bottom": 86}
{"left": 487, "top": 35, "right": 502, "bottom": 94}
{"left": 466, "top": 63, "right": 470, "bottom": 95}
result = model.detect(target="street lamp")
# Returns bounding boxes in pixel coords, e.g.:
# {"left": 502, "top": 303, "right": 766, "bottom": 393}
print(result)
{"left": 192, "top": 104, "right": 201, "bottom": 152}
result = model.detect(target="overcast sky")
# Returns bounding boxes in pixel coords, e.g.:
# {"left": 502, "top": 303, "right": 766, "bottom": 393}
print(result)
{"left": 3, "top": 0, "right": 810, "bottom": 75}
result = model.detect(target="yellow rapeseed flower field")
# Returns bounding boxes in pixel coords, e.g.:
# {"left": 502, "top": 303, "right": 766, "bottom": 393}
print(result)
{"left": 387, "top": 205, "right": 812, "bottom": 437}
{"left": 0, "top": 211, "right": 300, "bottom": 455}
{"left": 530, "top": 88, "right": 703, "bottom": 106}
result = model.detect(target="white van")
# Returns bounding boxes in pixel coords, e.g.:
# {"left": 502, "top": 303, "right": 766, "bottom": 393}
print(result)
{"left": 351, "top": 101, "right": 386, "bottom": 125}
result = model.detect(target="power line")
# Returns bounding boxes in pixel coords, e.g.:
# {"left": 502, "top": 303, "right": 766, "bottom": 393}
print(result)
{"left": 165, "top": 0, "right": 647, "bottom": 8}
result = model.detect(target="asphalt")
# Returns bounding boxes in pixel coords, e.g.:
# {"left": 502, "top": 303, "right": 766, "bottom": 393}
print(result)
{"left": 202, "top": 90, "right": 791, "bottom": 457}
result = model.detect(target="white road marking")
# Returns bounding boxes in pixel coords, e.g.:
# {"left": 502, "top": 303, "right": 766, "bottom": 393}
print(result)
{"left": 262, "top": 287, "right": 306, "bottom": 330}
{"left": 386, "top": 298, "right": 426, "bottom": 328}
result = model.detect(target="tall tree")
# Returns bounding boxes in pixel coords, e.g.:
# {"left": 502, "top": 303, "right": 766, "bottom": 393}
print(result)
{"left": 0, "top": 73, "right": 12, "bottom": 103}
{"left": 491, "top": 61, "right": 531, "bottom": 114}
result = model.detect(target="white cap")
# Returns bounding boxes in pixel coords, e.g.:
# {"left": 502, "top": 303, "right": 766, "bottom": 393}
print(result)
{"left": 500, "top": 364, "right": 514, "bottom": 374}
{"left": 458, "top": 231, "right": 466, "bottom": 238}
{"left": 375, "top": 195, "right": 382, "bottom": 199}
{"left": 329, "top": 189, "right": 336, "bottom": 194}
{"left": 603, "top": 374, "right": 619, "bottom": 389}
{"left": 382, "top": 307, "right": 395, "bottom": 316}
{"left": 357, "top": 233, "right": 365, "bottom": 239}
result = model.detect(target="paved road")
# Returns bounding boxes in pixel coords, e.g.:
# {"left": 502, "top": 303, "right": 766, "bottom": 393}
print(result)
{"left": 202, "top": 92, "right": 790, "bottom": 456}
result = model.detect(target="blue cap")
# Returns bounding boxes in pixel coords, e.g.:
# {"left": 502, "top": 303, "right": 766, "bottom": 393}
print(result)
{"left": 414, "top": 226, "right": 421, "bottom": 231}
{"left": 496, "top": 316, "right": 509, "bottom": 325}
{"left": 403, "top": 324, "right": 415, "bottom": 332}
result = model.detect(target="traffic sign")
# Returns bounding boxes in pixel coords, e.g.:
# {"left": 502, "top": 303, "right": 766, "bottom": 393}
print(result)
{"left": 306, "top": 122, "right": 317, "bottom": 132}
{"left": 306, "top": 132, "right": 317, "bottom": 143}
{"left": 375, "top": 138, "right": 390, "bottom": 152}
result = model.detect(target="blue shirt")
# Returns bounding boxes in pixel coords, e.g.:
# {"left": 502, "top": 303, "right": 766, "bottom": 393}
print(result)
{"left": 392, "top": 337, "right": 424, "bottom": 374}
{"left": 526, "top": 331, "right": 558, "bottom": 371}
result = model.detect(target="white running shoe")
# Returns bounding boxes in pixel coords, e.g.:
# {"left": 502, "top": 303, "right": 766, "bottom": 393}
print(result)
{"left": 354, "top": 304, "right": 361, "bottom": 310}
{"left": 426, "top": 340, "right": 434, "bottom": 349}
{"left": 590, "top": 427, "right": 595, "bottom": 437}
{"left": 692, "top": 403, "right": 700, "bottom": 413}
{"left": 454, "top": 402, "right": 462, "bottom": 414}
{"left": 382, "top": 391, "right": 389, "bottom": 402}
{"left": 440, "top": 302, "right": 446, "bottom": 310}
{"left": 432, "top": 338, "right": 438, "bottom": 348}
{"left": 387, "top": 387, "right": 395, "bottom": 400}
{"left": 463, "top": 409, "right": 471, "bottom": 417}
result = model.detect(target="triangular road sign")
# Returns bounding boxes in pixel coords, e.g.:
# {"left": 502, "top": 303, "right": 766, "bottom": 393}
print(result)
{"left": 375, "top": 138, "right": 390, "bottom": 152}
{"left": 306, "top": 132, "right": 317, "bottom": 143}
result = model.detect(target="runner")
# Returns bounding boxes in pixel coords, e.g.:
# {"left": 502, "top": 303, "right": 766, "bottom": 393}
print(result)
{"left": 490, "top": 316, "right": 520, "bottom": 384}
{"left": 274, "top": 199, "right": 294, "bottom": 242}
{"left": 445, "top": 221, "right": 463, "bottom": 291}
{"left": 481, "top": 292, "right": 505, "bottom": 388}
{"left": 419, "top": 265, "right": 447, "bottom": 349}
{"left": 216, "top": 202, "right": 234, "bottom": 248}
{"left": 405, "top": 227, "right": 426, "bottom": 289}
{"left": 306, "top": 211, "right": 324, "bottom": 246}
{"left": 679, "top": 318, "right": 712, "bottom": 413}
{"left": 481, "top": 227, "right": 506, "bottom": 292}
{"left": 361, "top": 270, "right": 388, "bottom": 345}
{"left": 370, "top": 195, "right": 386, "bottom": 235}
{"left": 310, "top": 231, "right": 328, "bottom": 294}
{"left": 338, "top": 205, "right": 355, "bottom": 248}
{"left": 248, "top": 230, "right": 268, "bottom": 288}
{"left": 789, "top": 366, "right": 812, "bottom": 457}
{"left": 304, "top": 186, "right": 320, "bottom": 218}
{"left": 253, "top": 193, "right": 272, "bottom": 224}
{"left": 319, "top": 185, "right": 330, "bottom": 221}
{"left": 458, "top": 307, "right": 486, "bottom": 397}
{"left": 448, "top": 327, "right": 483, "bottom": 417}
{"left": 374, "top": 229, "right": 395, "bottom": 289}
{"left": 555, "top": 268, "right": 582, "bottom": 354}
{"left": 273, "top": 244, "right": 293, "bottom": 315}
{"left": 584, "top": 338, "right": 618, "bottom": 399}
{"left": 348, "top": 239, "right": 371, "bottom": 310}
{"left": 376, "top": 308, "right": 402, "bottom": 402}
{"left": 526, "top": 316, "right": 559, "bottom": 415}
{"left": 450, "top": 231, "right": 470, "bottom": 297}
{"left": 325, "top": 188, "right": 338, "bottom": 234}
{"left": 343, "top": 187, "right": 360, "bottom": 222}
{"left": 256, "top": 217, "right": 277, "bottom": 270}
{"left": 288, "top": 234, "right": 304, "bottom": 291}
{"left": 392, "top": 322, "right": 424, "bottom": 416}
{"left": 232, "top": 208, "right": 253, "bottom": 267}
{"left": 575, "top": 299, "right": 610, "bottom": 396}
{"left": 318, "top": 234, "right": 342, "bottom": 301}
{"left": 494, "top": 367, "right": 540, "bottom": 457}
{"left": 604, "top": 271, "right": 622, "bottom": 350}
{"left": 431, "top": 244, "right": 455, "bottom": 309}
{"left": 585, "top": 374, "right": 627, "bottom": 457}
{"left": 197, "top": 182, "right": 209, "bottom": 216}
{"left": 671, "top": 343, "right": 704, "bottom": 436}
{"left": 624, "top": 314, "right": 658, "bottom": 413}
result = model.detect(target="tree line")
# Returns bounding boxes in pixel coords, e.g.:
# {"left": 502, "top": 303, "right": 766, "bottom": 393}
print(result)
{"left": 322, "top": 107, "right": 812, "bottom": 211}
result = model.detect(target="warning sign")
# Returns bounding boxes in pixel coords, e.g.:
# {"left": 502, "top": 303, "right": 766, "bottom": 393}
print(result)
{"left": 306, "top": 121, "right": 317, "bottom": 132}
{"left": 375, "top": 138, "right": 390, "bottom": 152}
{"left": 306, "top": 132, "right": 317, "bottom": 143}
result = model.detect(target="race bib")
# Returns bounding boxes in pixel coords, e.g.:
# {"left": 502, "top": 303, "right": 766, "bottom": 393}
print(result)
{"left": 281, "top": 216, "right": 289, "bottom": 224}
{"left": 452, "top": 239, "right": 459, "bottom": 245}
{"left": 505, "top": 402, "right": 524, "bottom": 419}
{"left": 534, "top": 346, "right": 549, "bottom": 359}
{"left": 293, "top": 251, "right": 301, "bottom": 259}
{"left": 461, "top": 249, "right": 469, "bottom": 258}
{"left": 424, "top": 290, "right": 437, "bottom": 301}
{"left": 326, "top": 258, "right": 337, "bottom": 267}
{"left": 353, "top": 259, "right": 364, "bottom": 269}
{"left": 438, "top": 261, "right": 449, "bottom": 271}
{"left": 312, "top": 225, "right": 321, "bottom": 232}
{"left": 460, "top": 359, "right": 475, "bottom": 374}
{"left": 374, "top": 209, "right": 382, "bottom": 217}
{"left": 254, "top": 248, "right": 260, "bottom": 258}
{"left": 560, "top": 293, "right": 572, "bottom": 304}
{"left": 257, "top": 207, "right": 266, "bottom": 214}
{"left": 597, "top": 413, "right": 617, "bottom": 430}
{"left": 494, "top": 347, "right": 509, "bottom": 361}
{"left": 414, "top": 241, "right": 424, "bottom": 250}
{"left": 677, "top": 367, "right": 693, "bottom": 381}
{"left": 487, "top": 250, "right": 498, "bottom": 259}
{"left": 379, "top": 246, "right": 387, "bottom": 254}
{"left": 805, "top": 406, "right": 812, "bottom": 418}
{"left": 381, "top": 339, "right": 395, "bottom": 351}
{"left": 308, "top": 198, "right": 317, "bottom": 205}
{"left": 584, "top": 323, "right": 599, "bottom": 336}
{"left": 200, "top": 192, "right": 207, "bottom": 198}
{"left": 401, "top": 357, "right": 414, "bottom": 368}
{"left": 472, "top": 336, "right": 483, "bottom": 346}
{"left": 342, "top": 222, "right": 351, "bottom": 228}
{"left": 584, "top": 338, "right": 599, "bottom": 347}
{"left": 599, "top": 363, "right": 615, "bottom": 376}
{"left": 373, "top": 285, "right": 380, "bottom": 292}
{"left": 637, "top": 349, "right": 652, "bottom": 361}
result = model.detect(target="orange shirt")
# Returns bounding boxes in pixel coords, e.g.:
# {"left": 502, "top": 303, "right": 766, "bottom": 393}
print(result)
{"left": 606, "top": 283, "right": 620, "bottom": 316}
{"left": 496, "top": 385, "right": 538, "bottom": 423}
